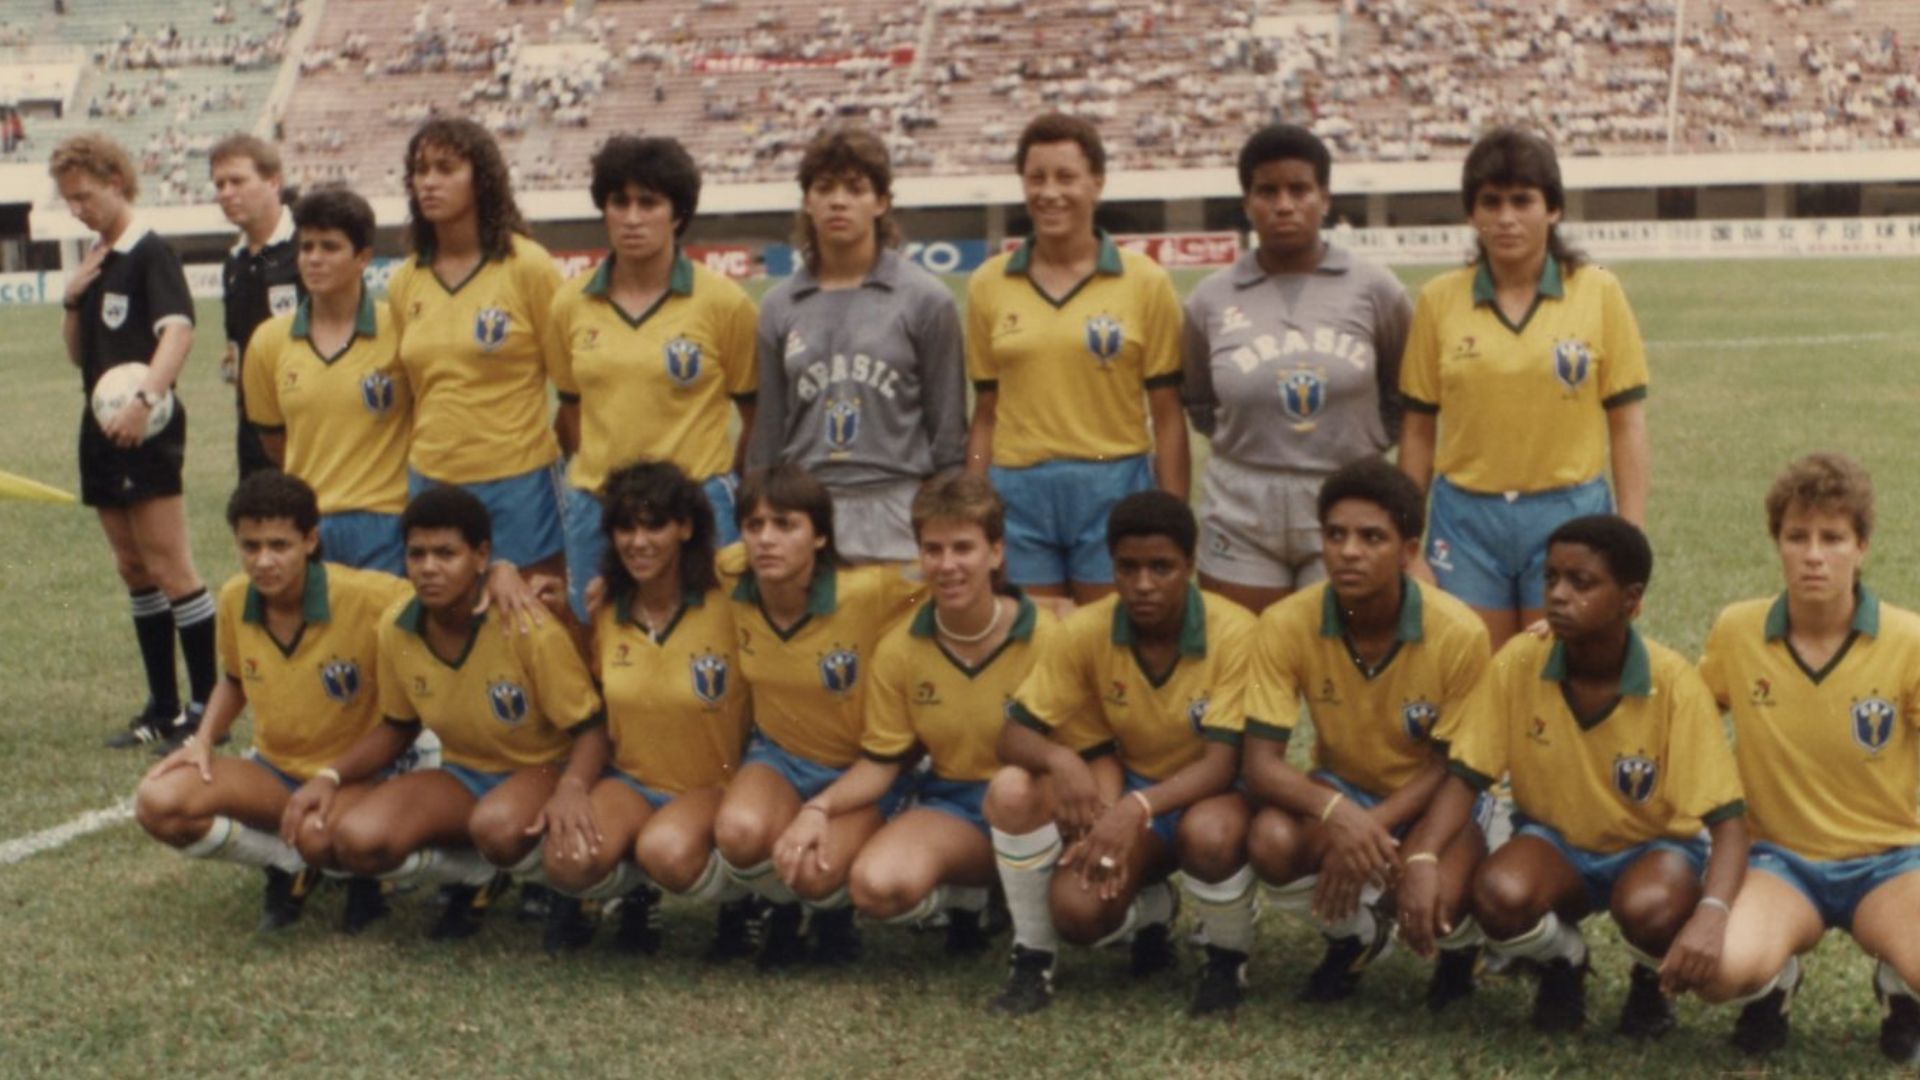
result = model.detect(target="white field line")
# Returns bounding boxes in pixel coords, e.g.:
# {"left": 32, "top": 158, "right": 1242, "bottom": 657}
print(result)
{"left": 0, "top": 799, "right": 134, "bottom": 867}
{"left": 1649, "top": 331, "right": 1895, "bottom": 350}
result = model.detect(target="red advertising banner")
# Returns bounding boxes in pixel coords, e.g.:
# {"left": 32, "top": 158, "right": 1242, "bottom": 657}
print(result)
{"left": 1000, "top": 231, "right": 1239, "bottom": 268}
{"left": 550, "top": 245, "right": 761, "bottom": 281}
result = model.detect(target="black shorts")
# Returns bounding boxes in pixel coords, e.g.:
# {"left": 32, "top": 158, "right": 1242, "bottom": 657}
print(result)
{"left": 78, "top": 399, "right": 187, "bottom": 508}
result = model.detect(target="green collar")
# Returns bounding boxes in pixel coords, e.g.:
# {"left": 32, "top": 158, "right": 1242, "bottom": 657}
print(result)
{"left": 1472, "top": 254, "right": 1563, "bottom": 306}
{"left": 394, "top": 596, "right": 487, "bottom": 636}
{"left": 910, "top": 590, "right": 1039, "bottom": 640}
{"left": 1764, "top": 585, "right": 1879, "bottom": 641}
{"left": 1319, "top": 576, "right": 1424, "bottom": 643}
{"left": 731, "top": 564, "right": 839, "bottom": 616}
{"left": 614, "top": 585, "right": 708, "bottom": 625}
{"left": 1110, "top": 585, "right": 1207, "bottom": 657}
{"left": 1542, "top": 625, "right": 1652, "bottom": 697}
{"left": 1005, "top": 228, "right": 1124, "bottom": 276}
{"left": 290, "top": 287, "right": 378, "bottom": 340}
{"left": 243, "top": 561, "right": 331, "bottom": 625}
{"left": 584, "top": 248, "right": 695, "bottom": 299}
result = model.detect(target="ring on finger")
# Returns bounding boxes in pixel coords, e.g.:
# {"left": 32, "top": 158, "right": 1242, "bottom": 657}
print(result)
{"left": 1097, "top": 855, "right": 1118, "bottom": 870}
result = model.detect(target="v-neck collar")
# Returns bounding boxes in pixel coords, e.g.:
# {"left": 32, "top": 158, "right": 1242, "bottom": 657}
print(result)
{"left": 1318, "top": 577, "right": 1425, "bottom": 680}
{"left": 395, "top": 597, "right": 487, "bottom": 669}
{"left": 1764, "top": 586, "right": 1878, "bottom": 684}
{"left": 1111, "top": 586, "right": 1206, "bottom": 689}
{"left": 290, "top": 287, "right": 379, "bottom": 364}
{"left": 1005, "top": 228, "right": 1124, "bottom": 310}
{"left": 614, "top": 585, "right": 707, "bottom": 645}
{"left": 732, "top": 565, "right": 839, "bottom": 642}
{"left": 1542, "top": 626, "right": 1652, "bottom": 730}
{"left": 909, "top": 591, "right": 1039, "bottom": 679}
{"left": 243, "top": 562, "right": 330, "bottom": 658}
{"left": 584, "top": 248, "right": 694, "bottom": 328}
{"left": 1471, "top": 255, "right": 1563, "bottom": 335}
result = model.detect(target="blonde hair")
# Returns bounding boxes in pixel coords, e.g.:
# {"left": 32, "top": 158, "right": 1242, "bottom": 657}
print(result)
{"left": 50, "top": 133, "right": 139, "bottom": 201}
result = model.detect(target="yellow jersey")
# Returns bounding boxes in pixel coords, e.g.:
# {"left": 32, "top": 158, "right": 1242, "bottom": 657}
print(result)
{"left": 593, "top": 585, "right": 748, "bottom": 796}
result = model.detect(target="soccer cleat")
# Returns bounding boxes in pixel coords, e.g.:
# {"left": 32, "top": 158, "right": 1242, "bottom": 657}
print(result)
{"left": 612, "top": 886, "right": 663, "bottom": 955}
{"left": 1530, "top": 958, "right": 1589, "bottom": 1034}
{"left": 705, "top": 896, "right": 765, "bottom": 963}
{"left": 1129, "top": 920, "right": 1177, "bottom": 977}
{"left": 989, "top": 945, "right": 1057, "bottom": 1016}
{"left": 1732, "top": 961, "right": 1801, "bottom": 1057}
{"left": 516, "top": 881, "right": 555, "bottom": 922}
{"left": 1427, "top": 946, "right": 1481, "bottom": 1012}
{"left": 1188, "top": 945, "right": 1250, "bottom": 1018}
{"left": 811, "top": 906, "right": 862, "bottom": 966}
{"left": 257, "top": 866, "right": 317, "bottom": 932}
{"left": 148, "top": 703, "right": 216, "bottom": 756}
{"left": 427, "top": 873, "right": 510, "bottom": 941}
{"left": 341, "top": 877, "right": 389, "bottom": 935}
{"left": 1878, "top": 988, "right": 1920, "bottom": 1065}
{"left": 944, "top": 908, "right": 989, "bottom": 956}
{"left": 1300, "top": 916, "right": 1396, "bottom": 1003}
{"left": 106, "top": 702, "right": 181, "bottom": 749}
{"left": 543, "top": 894, "right": 596, "bottom": 954}
{"left": 754, "top": 902, "right": 808, "bottom": 971}
{"left": 1618, "top": 964, "right": 1676, "bottom": 1039}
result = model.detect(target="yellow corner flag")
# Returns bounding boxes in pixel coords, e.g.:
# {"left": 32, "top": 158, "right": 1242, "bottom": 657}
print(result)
{"left": 0, "top": 469, "right": 77, "bottom": 504}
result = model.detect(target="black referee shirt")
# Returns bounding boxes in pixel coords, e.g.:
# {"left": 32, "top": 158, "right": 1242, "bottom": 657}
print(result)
{"left": 77, "top": 219, "right": 196, "bottom": 393}
{"left": 221, "top": 206, "right": 301, "bottom": 365}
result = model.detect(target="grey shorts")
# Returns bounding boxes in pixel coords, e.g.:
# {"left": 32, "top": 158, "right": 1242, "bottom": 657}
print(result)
{"left": 1196, "top": 456, "right": 1326, "bottom": 591}
{"left": 831, "top": 477, "right": 921, "bottom": 564}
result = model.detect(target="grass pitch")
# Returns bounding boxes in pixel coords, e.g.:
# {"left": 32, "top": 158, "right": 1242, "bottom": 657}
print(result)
{"left": 2, "top": 258, "right": 1918, "bottom": 1077}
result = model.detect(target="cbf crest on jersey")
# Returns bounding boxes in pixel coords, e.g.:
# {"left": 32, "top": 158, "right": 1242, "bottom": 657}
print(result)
{"left": 474, "top": 307, "right": 510, "bottom": 352}
{"left": 1084, "top": 314, "right": 1124, "bottom": 365}
{"left": 665, "top": 336, "right": 702, "bottom": 386}
{"left": 1613, "top": 753, "right": 1658, "bottom": 804}
{"left": 268, "top": 283, "right": 299, "bottom": 318}
{"left": 824, "top": 396, "right": 860, "bottom": 451}
{"left": 1401, "top": 699, "right": 1440, "bottom": 741}
{"left": 102, "top": 292, "right": 129, "bottom": 330}
{"left": 1186, "top": 694, "right": 1210, "bottom": 734}
{"left": 1851, "top": 696, "right": 1898, "bottom": 753}
{"left": 690, "top": 651, "right": 729, "bottom": 705}
{"left": 360, "top": 371, "right": 396, "bottom": 417}
{"left": 1553, "top": 339, "right": 1592, "bottom": 392}
{"left": 320, "top": 659, "right": 362, "bottom": 704}
{"left": 819, "top": 648, "right": 859, "bottom": 695}
{"left": 487, "top": 679, "right": 530, "bottom": 725}
{"left": 1279, "top": 367, "right": 1327, "bottom": 430}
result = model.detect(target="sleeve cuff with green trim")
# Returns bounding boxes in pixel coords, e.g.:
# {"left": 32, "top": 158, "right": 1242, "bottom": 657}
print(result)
{"left": 1446, "top": 760, "right": 1496, "bottom": 792}
{"left": 1601, "top": 385, "right": 1648, "bottom": 409}
{"left": 1245, "top": 719, "right": 1294, "bottom": 744}
{"left": 861, "top": 746, "right": 916, "bottom": 765}
{"left": 1701, "top": 799, "right": 1746, "bottom": 826}
{"left": 730, "top": 391, "right": 758, "bottom": 405}
{"left": 556, "top": 391, "right": 581, "bottom": 404}
{"left": 1143, "top": 372, "right": 1183, "bottom": 390}
{"left": 971, "top": 379, "right": 999, "bottom": 393}
{"left": 1078, "top": 740, "right": 1118, "bottom": 762}
{"left": 1007, "top": 700, "right": 1053, "bottom": 736}
{"left": 1400, "top": 396, "right": 1440, "bottom": 415}
{"left": 383, "top": 715, "right": 422, "bottom": 729}
{"left": 1200, "top": 727, "right": 1243, "bottom": 749}
{"left": 253, "top": 423, "right": 287, "bottom": 434}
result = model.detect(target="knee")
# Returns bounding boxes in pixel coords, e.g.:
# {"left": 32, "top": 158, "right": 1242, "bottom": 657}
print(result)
{"left": 1246, "top": 810, "right": 1304, "bottom": 883}
{"left": 293, "top": 828, "right": 339, "bottom": 872}
{"left": 711, "top": 805, "right": 775, "bottom": 866}
{"left": 1697, "top": 951, "right": 1780, "bottom": 1005}
{"left": 112, "top": 550, "right": 150, "bottom": 587}
{"left": 1611, "top": 882, "right": 1691, "bottom": 949}
{"left": 543, "top": 846, "right": 615, "bottom": 894}
{"left": 1471, "top": 863, "right": 1542, "bottom": 936}
{"left": 983, "top": 766, "right": 1045, "bottom": 832}
{"left": 849, "top": 855, "right": 922, "bottom": 920}
{"left": 1176, "top": 813, "right": 1247, "bottom": 884}
{"left": 329, "top": 814, "right": 395, "bottom": 876}
{"left": 635, "top": 825, "right": 706, "bottom": 893}
{"left": 1050, "top": 888, "right": 1114, "bottom": 947}
{"left": 133, "top": 777, "right": 194, "bottom": 846}
{"left": 467, "top": 807, "right": 532, "bottom": 866}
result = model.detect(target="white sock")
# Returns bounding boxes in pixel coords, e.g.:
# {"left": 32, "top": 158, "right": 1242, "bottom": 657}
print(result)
{"left": 1322, "top": 882, "right": 1384, "bottom": 941}
{"left": 1728, "top": 953, "right": 1802, "bottom": 1007}
{"left": 992, "top": 823, "right": 1062, "bottom": 954}
{"left": 1185, "top": 865, "right": 1257, "bottom": 954}
{"left": 723, "top": 856, "right": 798, "bottom": 905}
{"left": 568, "top": 860, "right": 651, "bottom": 902}
{"left": 1489, "top": 911, "right": 1588, "bottom": 967}
{"left": 1095, "top": 881, "right": 1176, "bottom": 948}
{"left": 1436, "top": 915, "right": 1487, "bottom": 952}
{"left": 381, "top": 847, "right": 497, "bottom": 889}
{"left": 1622, "top": 938, "right": 1663, "bottom": 971}
{"left": 679, "top": 850, "right": 747, "bottom": 904}
{"left": 884, "top": 886, "right": 947, "bottom": 926}
{"left": 503, "top": 841, "right": 547, "bottom": 884}
{"left": 946, "top": 885, "right": 989, "bottom": 913}
{"left": 803, "top": 885, "right": 851, "bottom": 912}
{"left": 180, "top": 816, "right": 304, "bottom": 874}
{"left": 1264, "top": 875, "right": 1316, "bottom": 919}
{"left": 1878, "top": 959, "right": 1920, "bottom": 1002}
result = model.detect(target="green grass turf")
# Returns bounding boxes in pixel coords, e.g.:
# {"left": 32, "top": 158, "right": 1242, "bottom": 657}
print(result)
{"left": 2, "top": 258, "right": 1918, "bottom": 1076}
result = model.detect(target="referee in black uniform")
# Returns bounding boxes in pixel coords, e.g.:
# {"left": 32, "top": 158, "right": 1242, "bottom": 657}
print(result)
{"left": 52, "top": 134, "right": 218, "bottom": 749}
{"left": 211, "top": 135, "right": 300, "bottom": 481}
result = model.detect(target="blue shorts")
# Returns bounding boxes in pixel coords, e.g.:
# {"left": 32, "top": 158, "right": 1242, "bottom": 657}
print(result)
{"left": 1514, "top": 814, "right": 1707, "bottom": 913}
{"left": 563, "top": 475, "right": 738, "bottom": 620}
{"left": 603, "top": 765, "right": 674, "bottom": 810}
{"left": 1750, "top": 840, "right": 1920, "bottom": 931}
{"left": 990, "top": 455, "right": 1154, "bottom": 588}
{"left": 409, "top": 461, "right": 567, "bottom": 568}
{"left": 741, "top": 734, "right": 914, "bottom": 815}
{"left": 1426, "top": 475, "right": 1612, "bottom": 611}
{"left": 441, "top": 762, "right": 513, "bottom": 801}
{"left": 248, "top": 754, "right": 304, "bottom": 793}
{"left": 1122, "top": 769, "right": 1184, "bottom": 850}
{"left": 915, "top": 776, "right": 989, "bottom": 835}
{"left": 319, "top": 510, "right": 405, "bottom": 575}
{"left": 1310, "top": 769, "right": 1494, "bottom": 842}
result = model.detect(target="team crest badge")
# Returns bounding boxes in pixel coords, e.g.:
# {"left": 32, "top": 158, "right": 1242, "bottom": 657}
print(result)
{"left": 1402, "top": 700, "right": 1440, "bottom": 741}
{"left": 360, "top": 371, "right": 396, "bottom": 417}
{"left": 474, "top": 307, "right": 510, "bottom": 352}
{"left": 102, "top": 293, "right": 129, "bottom": 330}
{"left": 1084, "top": 314, "right": 1124, "bottom": 364}
{"left": 1851, "top": 696, "right": 1897, "bottom": 752}
{"left": 487, "top": 679, "right": 530, "bottom": 725}
{"left": 819, "top": 649, "right": 859, "bottom": 695}
{"left": 1553, "top": 339, "right": 1591, "bottom": 392}
{"left": 320, "top": 660, "right": 362, "bottom": 704}
{"left": 1279, "top": 367, "right": 1327, "bottom": 429}
{"left": 1613, "top": 754, "right": 1658, "bottom": 804}
{"left": 691, "top": 652, "right": 729, "bottom": 704}
{"left": 665, "top": 336, "right": 702, "bottom": 385}
{"left": 268, "top": 283, "right": 299, "bottom": 318}
{"left": 824, "top": 396, "right": 860, "bottom": 450}
{"left": 1186, "top": 695, "right": 1210, "bottom": 734}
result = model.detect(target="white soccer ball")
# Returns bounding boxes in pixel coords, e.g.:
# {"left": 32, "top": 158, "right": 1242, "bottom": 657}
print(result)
{"left": 90, "top": 362, "right": 175, "bottom": 442}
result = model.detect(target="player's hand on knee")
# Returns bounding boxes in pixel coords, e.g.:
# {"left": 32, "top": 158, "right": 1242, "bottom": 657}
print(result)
{"left": 775, "top": 805, "right": 830, "bottom": 884}
{"left": 1066, "top": 805, "right": 1139, "bottom": 901}
{"left": 143, "top": 735, "right": 212, "bottom": 784}
{"left": 1659, "top": 904, "right": 1729, "bottom": 995}
{"left": 533, "top": 776, "right": 601, "bottom": 862}
{"left": 280, "top": 779, "right": 336, "bottom": 846}
{"left": 1050, "top": 757, "right": 1105, "bottom": 840}
{"left": 1396, "top": 861, "right": 1446, "bottom": 958}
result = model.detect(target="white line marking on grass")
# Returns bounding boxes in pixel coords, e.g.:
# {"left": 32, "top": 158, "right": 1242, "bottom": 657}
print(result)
{"left": 0, "top": 799, "right": 134, "bottom": 867}
{"left": 1650, "top": 331, "right": 1895, "bottom": 350}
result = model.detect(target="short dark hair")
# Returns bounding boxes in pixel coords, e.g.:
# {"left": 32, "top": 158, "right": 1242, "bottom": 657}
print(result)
{"left": 1237, "top": 124, "right": 1331, "bottom": 192}
{"left": 599, "top": 460, "right": 718, "bottom": 602}
{"left": 402, "top": 485, "right": 491, "bottom": 550}
{"left": 1016, "top": 112, "right": 1105, "bottom": 177}
{"left": 1461, "top": 127, "right": 1584, "bottom": 271}
{"left": 737, "top": 463, "right": 838, "bottom": 568}
{"left": 293, "top": 185, "right": 375, "bottom": 253}
{"left": 1547, "top": 514, "right": 1652, "bottom": 589}
{"left": 208, "top": 133, "right": 283, "bottom": 180}
{"left": 1316, "top": 459, "right": 1424, "bottom": 541}
{"left": 1107, "top": 490, "right": 1197, "bottom": 560}
{"left": 589, "top": 135, "right": 701, "bottom": 237}
{"left": 226, "top": 469, "right": 320, "bottom": 536}
{"left": 794, "top": 124, "right": 902, "bottom": 272}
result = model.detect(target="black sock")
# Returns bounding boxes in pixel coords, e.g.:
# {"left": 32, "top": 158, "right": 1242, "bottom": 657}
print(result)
{"left": 130, "top": 588, "right": 179, "bottom": 715}
{"left": 171, "top": 587, "right": 217, "bottom": 709}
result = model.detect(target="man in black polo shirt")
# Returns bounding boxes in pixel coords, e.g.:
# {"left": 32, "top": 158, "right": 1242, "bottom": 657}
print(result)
{"left": 212, "top": 134, "right": 300, "bottom": 481}
{"left": 53, "top": 134, "right": 217, "bottom": 749}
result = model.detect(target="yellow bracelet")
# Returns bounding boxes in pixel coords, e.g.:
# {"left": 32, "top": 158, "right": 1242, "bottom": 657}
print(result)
{"left": 1319, "top": 792, "right": 1344, "bottom": 823}
{"left": 1129, "top": 789, "right": 1154, "bottom": 827}
{"left": 314, "top": 767, "right": 343, "bottom": 787}
{"left": 1405, "top": 852, "right": 1440, "bottom": 866}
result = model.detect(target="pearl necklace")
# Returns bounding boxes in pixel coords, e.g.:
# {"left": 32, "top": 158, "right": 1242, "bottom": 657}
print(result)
{"left": 935, "top": 597, "right": 1003, "bottom": 644}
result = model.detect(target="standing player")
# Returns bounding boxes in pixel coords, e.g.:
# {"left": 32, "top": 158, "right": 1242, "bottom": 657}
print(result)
{"left": 286, "top": 486, "right": 604, "bottom": 939}
{"left": 965, "top": 113, "right": 1188, "bottom": 603}
{"left": 548, "top": 136, "right": 758, "bottom": 618}
{"left": 1401, "top": 516, "right": 1747, "bottom": 1036}
{"left": 1693, "top": 454, "right": 1920, "bottom": 1063}
{"left": 748, "top": 124, "right": 967, "bottom": 565}
{"left": 52, "top": 134, "right": 216, "bottom": 749}
{"left": 1182, "top": 125, "right": 1411, "bottom": 614}
{"left": 1243, "top": 460, "right": 1490, "bottom": 1007}
{"left": 1398, "top": 128, "right": 1650, "bottom": 649}
{"left": 387, "top": 118, "right": 566, "bottom": 579}
{"left": 135, "top": 471, "right": 408, "bottom": 932}
{"left": 211, "top": 134, "right": 299, "bottom": 481}
{"left": 986, "top": 491, "right": 1256, "bottom": 1017}
{"left": 711, "top": 463, "right": 923, "bottom": 967}
{"left": 244, "top": 187, "right": 411, "bottom": 574}
{"left": 774, "top": 473, "right": 1053, "bottom": 953}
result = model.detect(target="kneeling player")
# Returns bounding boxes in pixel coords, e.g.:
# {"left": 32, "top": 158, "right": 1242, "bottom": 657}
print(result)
{"left": 1402, "top": 516, "right": 1747, "bottom": 1036}
{"left": 986, "top": 491, "right": 1257, "bottom": 1017}
{"left": 137, "top": 471, "right": 409, "bottom": 930}
{"left": 1243, "top": 460, "right": 1491, "bottom": 1006}
{"left": 1694, "top": 453, "right": 1920, "bottom": 1063}
{"left": 286, "top": 486, "right": 604, "bottom": 939}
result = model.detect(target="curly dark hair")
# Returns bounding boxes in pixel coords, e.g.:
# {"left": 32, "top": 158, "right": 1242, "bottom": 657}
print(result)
{"left": 403, "top": 117, "right": 528, "bottom": 261}
{"left": 598, "top": 460, "right": 719, "bottom": 606}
